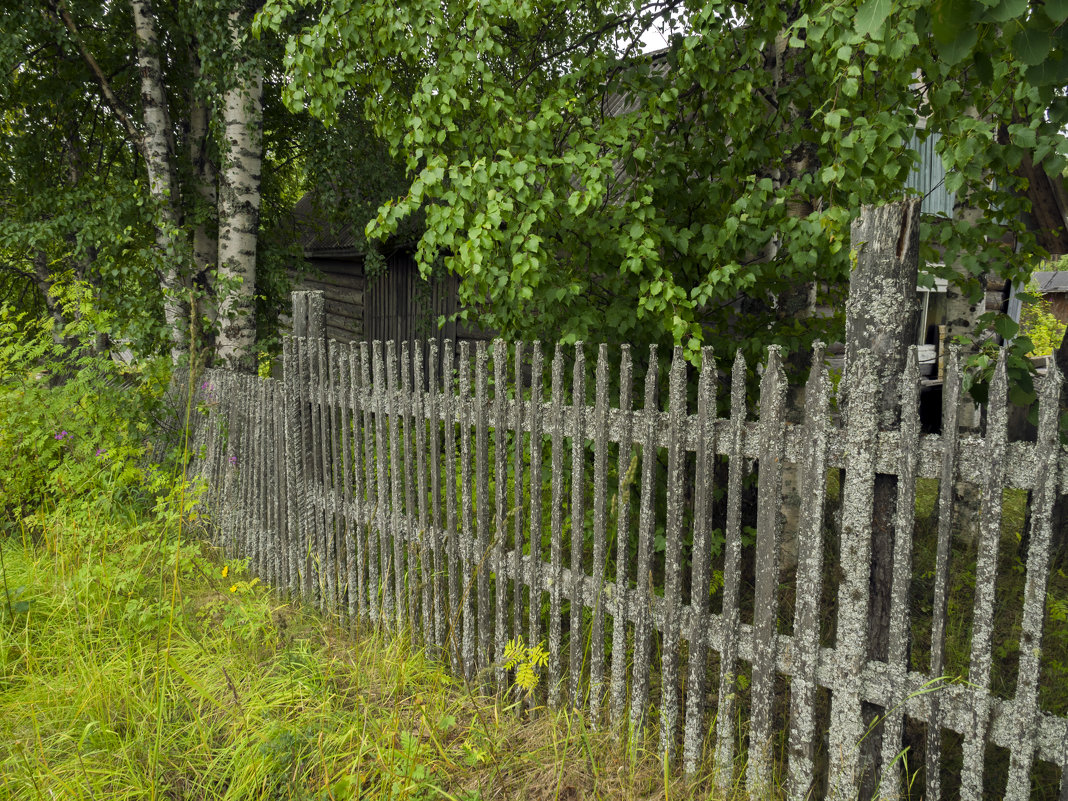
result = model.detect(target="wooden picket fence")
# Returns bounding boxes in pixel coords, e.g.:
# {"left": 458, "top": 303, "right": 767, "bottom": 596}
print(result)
{"left": 185, "top": 292, "right": 1068, "bottom": 801}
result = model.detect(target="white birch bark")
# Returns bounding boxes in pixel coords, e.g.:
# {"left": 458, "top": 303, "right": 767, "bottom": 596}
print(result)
{"left": 216, "top": 11, "right": 263, "bottom": 374}
{"left": 131, "top": 0, "right": 187, "bottom": 358}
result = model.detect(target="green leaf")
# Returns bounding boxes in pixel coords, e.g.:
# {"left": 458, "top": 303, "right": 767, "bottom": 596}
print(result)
{"left": 936, "top": 26, "right": 979, "bottom": 63}
{"left": 931, "top": 0, "right": 971, "bottom": 43}
{"left": 994, "top": 315, "right": 1019, "bottom": 340}
{"left": 989, "top": 0, "right": 1028, "bottom": 22}
{"left": 973, "top": 51, "right": 993, "bottom": 84}
{"left": 1013, "top": 27, "right": 1052, "bottom": 66}
{"left": 1045, "top": 0, "right": 1068, "bottom": 23}
{"left": 1025, "top": 54, "right": 1068, "bottom": 89}
{"left": 855, "top": 0, "right": 892, "bottom": 38}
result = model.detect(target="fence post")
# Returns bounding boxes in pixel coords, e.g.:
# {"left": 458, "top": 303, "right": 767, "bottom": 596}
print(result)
{"left": 844, "top": 200, "right": 921, "bottom": 797}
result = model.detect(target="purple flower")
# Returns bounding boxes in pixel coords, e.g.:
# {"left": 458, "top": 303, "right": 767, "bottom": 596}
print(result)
{"left": 96, "top": 448, "right": 106, "bottom": 457}
{"left": 54, "top": 431, "right": 69, "bottom": 441}
{"left": 229, "top": 455, "right": 237, "bottom": 466}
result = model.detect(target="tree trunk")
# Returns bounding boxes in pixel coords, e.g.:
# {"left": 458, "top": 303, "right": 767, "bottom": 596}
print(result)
{"left": 131, "top": 0, "right": 187, "bottom": 359}
{"left": 943, "top": 206, "right": 985, "bottom": 547}
{"left": 189, "top": 45, "right": 218, "bottom": 353}
{"left": 215, "top": 12, "right": 263, "bottom": 374}
{"left": 844, "top": 199, "right": 921, "bottom": 799}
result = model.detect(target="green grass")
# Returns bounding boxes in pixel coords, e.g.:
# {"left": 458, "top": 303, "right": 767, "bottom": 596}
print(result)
{"left": 0, "top": 499, "right": 738, "bottom": 801}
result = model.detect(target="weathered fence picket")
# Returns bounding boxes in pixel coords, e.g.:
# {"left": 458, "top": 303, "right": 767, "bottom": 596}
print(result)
{"left": 714, "top": 351, "right": 748, "bottom": 791}
{"left": 683, "top": 345, "right": 717, "bottom": 775}
{"left": 569, "top": 343, "right": 587, "bottom": 710}
{"left": 459, "top": 341, "right": 476, "bottom": 681}
{"left": 786, "top": 343, "right": 830, "bottom": 801}
{"left": 589, "top": 343, "right": 610, "bottom": 724}
{"left": 526, "top": 342, "right": 544, "bottom": 709}
{"left": 493, "top": 340, "right": 508, "bottom": 692}
{"left": 186, "top": 290, "right": 1068, "bottom": 800}
{"left": 629, "top": 346, "right": 659, "bottom": 740}
{"left": 609, "top": 344, "right": 633, "bottom": 730}
{"left": 549, "top": 345, "right": 565, "bottom": 708}
{"left": 1006, "top": 362, "right": 1063, "bottom": 801}
{"left": 748, "top": 346, "right": 787, "bottom": 794}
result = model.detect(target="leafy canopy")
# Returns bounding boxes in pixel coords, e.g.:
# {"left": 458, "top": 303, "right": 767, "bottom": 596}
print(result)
{"left": 261, "top": 0, "right": 1068, "bottom": 366}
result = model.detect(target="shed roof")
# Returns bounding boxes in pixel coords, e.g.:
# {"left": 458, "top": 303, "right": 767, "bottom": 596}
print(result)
{"left": 1034, "top": 270, "right": 1068, "bottom": 293}
{"left": 293, "top": 193, "right": 360, "bottom": 256}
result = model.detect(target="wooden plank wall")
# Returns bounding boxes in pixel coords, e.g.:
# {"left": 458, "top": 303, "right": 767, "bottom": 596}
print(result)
{"left": 294, "top": 252, "right": 493, "bottom": 379}
{"left": 188, "top": 290, "right": 1068, "bottom": 801}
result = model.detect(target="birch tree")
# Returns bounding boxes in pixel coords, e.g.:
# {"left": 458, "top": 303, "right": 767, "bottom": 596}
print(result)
{"left": 130, "top": 0, "right": 189, "bottom": 358}
{"left": 216, "top": 8, "right": 265, "bottom": 373}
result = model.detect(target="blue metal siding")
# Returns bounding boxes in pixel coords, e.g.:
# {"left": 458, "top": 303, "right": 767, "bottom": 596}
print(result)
{"left": 906, "top": 132, "right": 956, "bottom": 218}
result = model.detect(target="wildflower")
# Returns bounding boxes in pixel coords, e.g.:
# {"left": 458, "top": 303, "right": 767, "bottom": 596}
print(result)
{"left": 96, "top": 448, "right": 106, "bottom": 457}
{"left": 221, "top": 565, "right": 229, "bottom": 578}
{"left": 54, "top": 430, "right": 69, "bottom": 441}
{"left": 229, "top": 584, "right": 238, "bottom": 593}
{"left": 229, "top": 455, "right": 237, "bottom": 466}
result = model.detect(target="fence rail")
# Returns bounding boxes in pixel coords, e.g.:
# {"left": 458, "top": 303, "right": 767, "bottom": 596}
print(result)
{"left": 186, "top": 292, "right": 1068, "bottom": 801}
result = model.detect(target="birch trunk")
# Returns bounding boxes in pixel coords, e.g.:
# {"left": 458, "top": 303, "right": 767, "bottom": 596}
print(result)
{"left": 131, "top": 0, "right": 187, "bottom": 359}
{"left": 216, "top": 14, "right": 263, "bottom": 374}
{"left": 188, "top": 50, "right": 218, "bottom": 349}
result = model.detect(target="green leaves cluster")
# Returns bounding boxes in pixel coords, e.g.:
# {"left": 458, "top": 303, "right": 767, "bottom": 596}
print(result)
{"left": 502, "top": 637, "right": 549, "bottom": 694}
{"left": 0, "top": 283, "right": 168, "bottom": 518}
{"left": 261, "top": 0, "right": 1068, "bottom": 373}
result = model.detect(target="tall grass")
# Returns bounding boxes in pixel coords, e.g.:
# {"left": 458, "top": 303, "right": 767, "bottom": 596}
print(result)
{"left": 0, "top": 288, "right": 735, "bottom": 800}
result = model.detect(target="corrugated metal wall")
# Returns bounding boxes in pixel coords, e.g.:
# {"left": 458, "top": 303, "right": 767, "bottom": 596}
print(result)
{"left": 906, "top": 131, "right": 956, "bottom": 218}
{"left": 363, "top": 252, "right": 493, "bottom": 386}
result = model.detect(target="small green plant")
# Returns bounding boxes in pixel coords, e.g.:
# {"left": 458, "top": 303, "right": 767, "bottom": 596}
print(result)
{"left": 197, "top": 558, "right": 278, "bottom": 647}
{"left": 1019, "top": 281, "right": 1067, "bottom": 358}
{"left": 502, "top": 637, "right": 549, "bottom": 696}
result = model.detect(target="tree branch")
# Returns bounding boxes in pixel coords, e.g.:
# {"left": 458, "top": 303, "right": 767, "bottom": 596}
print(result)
{"left": 43, "top": 0, "right": 144, "bottom": 156}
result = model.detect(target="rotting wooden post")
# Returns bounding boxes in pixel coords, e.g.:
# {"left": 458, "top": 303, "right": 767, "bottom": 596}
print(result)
{"left": 844, "top": 199, "right": 920, "bottom": 797}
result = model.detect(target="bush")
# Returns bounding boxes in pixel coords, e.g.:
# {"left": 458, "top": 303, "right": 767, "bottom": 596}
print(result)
{"left": 0, "top": 282, "right": 169, "bottom": 520}
{"left": 1019, "top": 281, "right": 1067, "bottom": 358}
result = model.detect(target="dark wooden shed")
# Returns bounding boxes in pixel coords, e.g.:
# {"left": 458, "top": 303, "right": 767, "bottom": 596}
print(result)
{"left": 290, "top": 194, "right": 491, "bottom": 349}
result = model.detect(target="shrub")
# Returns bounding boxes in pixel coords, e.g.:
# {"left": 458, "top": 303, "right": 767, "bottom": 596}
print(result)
{"left": 0, "top": 282, "right": 168, "bottom": 520}
{"left": 1019, "top": 280, "right": 1067, "bottom": 358}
